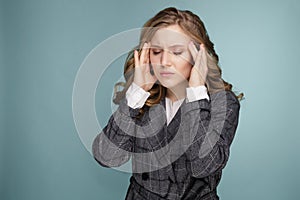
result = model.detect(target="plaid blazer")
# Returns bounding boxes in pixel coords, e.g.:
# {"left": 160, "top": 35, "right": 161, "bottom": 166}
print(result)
{"left": 93, "top": 90, "right": 240, "bottom": 200}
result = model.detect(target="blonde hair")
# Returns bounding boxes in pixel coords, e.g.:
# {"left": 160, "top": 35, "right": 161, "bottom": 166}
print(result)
{"left": 114, "top": 7, "right": 243, "bottom": 114}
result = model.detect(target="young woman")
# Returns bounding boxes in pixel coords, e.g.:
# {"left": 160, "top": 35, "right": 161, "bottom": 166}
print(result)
{"left": 93, "top": 7, "right": 243, "bottom": 200}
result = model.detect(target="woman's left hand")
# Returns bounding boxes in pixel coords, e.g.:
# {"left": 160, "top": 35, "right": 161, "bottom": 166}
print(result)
{"left": 188, "top": 42, "right": 208, "bottom": 87}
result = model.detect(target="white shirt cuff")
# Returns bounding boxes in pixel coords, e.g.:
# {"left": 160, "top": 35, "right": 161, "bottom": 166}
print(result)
{"left": 186, "top": 85, "right": 210, "bottom": 102}
{"left": 125, "top": 82, "right": 150, "bottom": 109}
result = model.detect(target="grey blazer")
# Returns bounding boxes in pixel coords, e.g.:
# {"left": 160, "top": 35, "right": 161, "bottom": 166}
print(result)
{"left": 92, "top": 90, "right": 240, "bottom": 200}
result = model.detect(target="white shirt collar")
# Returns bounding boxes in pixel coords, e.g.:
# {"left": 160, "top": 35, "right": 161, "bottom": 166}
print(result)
{"left": 165, "top": 97, "right": 185, "bottom": 125}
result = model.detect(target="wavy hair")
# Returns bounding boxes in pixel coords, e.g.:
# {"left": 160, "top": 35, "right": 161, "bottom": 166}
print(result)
{"left": 113, "top": 7, "right": 243, "bottom": 115}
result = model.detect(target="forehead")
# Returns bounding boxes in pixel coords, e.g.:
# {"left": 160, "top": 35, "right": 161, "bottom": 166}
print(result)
{"left": 150, "top": 25, "right": 191, "bottom": 46}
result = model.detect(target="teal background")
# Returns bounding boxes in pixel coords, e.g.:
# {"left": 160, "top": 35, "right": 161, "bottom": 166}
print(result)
{"left": 0, "top": 0, "right": 4, "bottom": 197}
{"left": 1, "top": 0, "right": 300, "bottom": 199}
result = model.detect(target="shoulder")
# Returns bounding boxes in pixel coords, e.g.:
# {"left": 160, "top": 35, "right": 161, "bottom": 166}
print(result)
{"left": 210, "top": 90, "right": 240, "bottom": 112}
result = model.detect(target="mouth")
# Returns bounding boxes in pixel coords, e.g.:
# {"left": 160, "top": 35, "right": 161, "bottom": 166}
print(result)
{"left": 160, "top": 71, "right": 175, "bottom": 77}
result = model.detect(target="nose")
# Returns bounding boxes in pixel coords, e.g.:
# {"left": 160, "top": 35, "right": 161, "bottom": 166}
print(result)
{"left": 161, "top": 50, "right": 172, "bottom": 67}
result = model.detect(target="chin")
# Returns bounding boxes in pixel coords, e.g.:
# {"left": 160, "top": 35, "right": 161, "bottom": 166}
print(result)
{"left": 158, "top": 78, "right": 187, "bottom": 89}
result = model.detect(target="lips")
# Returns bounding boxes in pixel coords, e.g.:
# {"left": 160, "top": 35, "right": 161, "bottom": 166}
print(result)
{"left": 160, "top": 71, "right": 175, "bottom": 77}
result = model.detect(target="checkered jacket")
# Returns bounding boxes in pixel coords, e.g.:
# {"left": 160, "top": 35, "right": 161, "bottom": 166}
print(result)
{"left": 93, "top": 90, "right": 240, "bottom": 200}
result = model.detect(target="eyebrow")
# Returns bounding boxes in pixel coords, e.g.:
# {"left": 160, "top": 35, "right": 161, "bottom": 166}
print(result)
{"left": 150, "top": 44, "right": 186, "bottom": 48}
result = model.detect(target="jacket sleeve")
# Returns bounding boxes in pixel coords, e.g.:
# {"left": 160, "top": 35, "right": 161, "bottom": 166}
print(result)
{"left": 92, "top": 98, "right": 139, "bottom": 168}
{"left": 182, "top": 90, "right": 240, "bottom": 178}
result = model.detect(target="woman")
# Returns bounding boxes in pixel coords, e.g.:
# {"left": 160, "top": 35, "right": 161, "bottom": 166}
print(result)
{"left": 93, "top": 7, "right": 243, "bottom": 200}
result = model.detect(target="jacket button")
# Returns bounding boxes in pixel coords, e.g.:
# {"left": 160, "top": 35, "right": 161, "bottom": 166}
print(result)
{"left": 142, "top": 172, "right": 149, "bottom": 180}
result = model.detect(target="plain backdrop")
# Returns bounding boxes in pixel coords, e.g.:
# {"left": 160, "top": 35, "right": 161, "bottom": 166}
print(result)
{"left": 1, "top": 0, "right": 299, "bottom": 199}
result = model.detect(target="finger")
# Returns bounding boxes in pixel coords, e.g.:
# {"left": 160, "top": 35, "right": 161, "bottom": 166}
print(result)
{"left": 145, "top": 42, "right": 150, "bottom": 64}
{"left": 188, "top": 41, "right": 199, "bottom": 61}
{"left": 193, "top": 48, "right": 202, "bottom": 70}
{"left": 200, "top": 45, "right": 207, "bottom": 66}
{"left": 196, "top": 45, "right": 208, "bottom": 79}
{"left": 145, "top": 42, "right": 152, "bottom": 72}
{"left": 139, "top": 42, "right": 148, "bottom": 66}
{"left": 134, "top": 50, "right": 139, "bottom": 68}
{"left": 142, "top": 42, "right": 150, "bottom": 65}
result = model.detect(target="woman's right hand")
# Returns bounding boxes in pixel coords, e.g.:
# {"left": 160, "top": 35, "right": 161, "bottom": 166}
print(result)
{"left": 133, "top": 42, "right": 157, "bottom": 91}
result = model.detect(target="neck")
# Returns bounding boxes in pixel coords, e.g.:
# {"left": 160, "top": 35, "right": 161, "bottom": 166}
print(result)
{"left": 166, "top": 82, "right": 188, "bottom": 102}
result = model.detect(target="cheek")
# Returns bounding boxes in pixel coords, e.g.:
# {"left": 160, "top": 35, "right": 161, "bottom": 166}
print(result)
{"left": 152, "top": 65, "right": 160, "bottom": 77}
{"left": 178, "top": 63, "right": 193, "bottom": 79}
{"left": 150, "top": 54, "right": 159, "bottom": 64}
{"left": 176, "top": 52, "right": 193, "bottom": 64}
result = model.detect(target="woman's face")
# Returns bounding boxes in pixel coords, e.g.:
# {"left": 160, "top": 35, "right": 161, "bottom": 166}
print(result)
{"left": 150, "top": 24, "right": 193, "bottom": 89}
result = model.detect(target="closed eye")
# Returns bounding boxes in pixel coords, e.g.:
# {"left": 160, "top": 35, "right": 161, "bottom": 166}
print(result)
{"left": 151, "top": 49, "right": 183, "bottom": 56}
{"left": 170, "top": 48, "right": 184, "bottom": 56}
{"left": 151, "top": 49, "right": 162, "bottom": 55}
{"left": 173, "top": 51, "right": 182, "bottom": 55}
